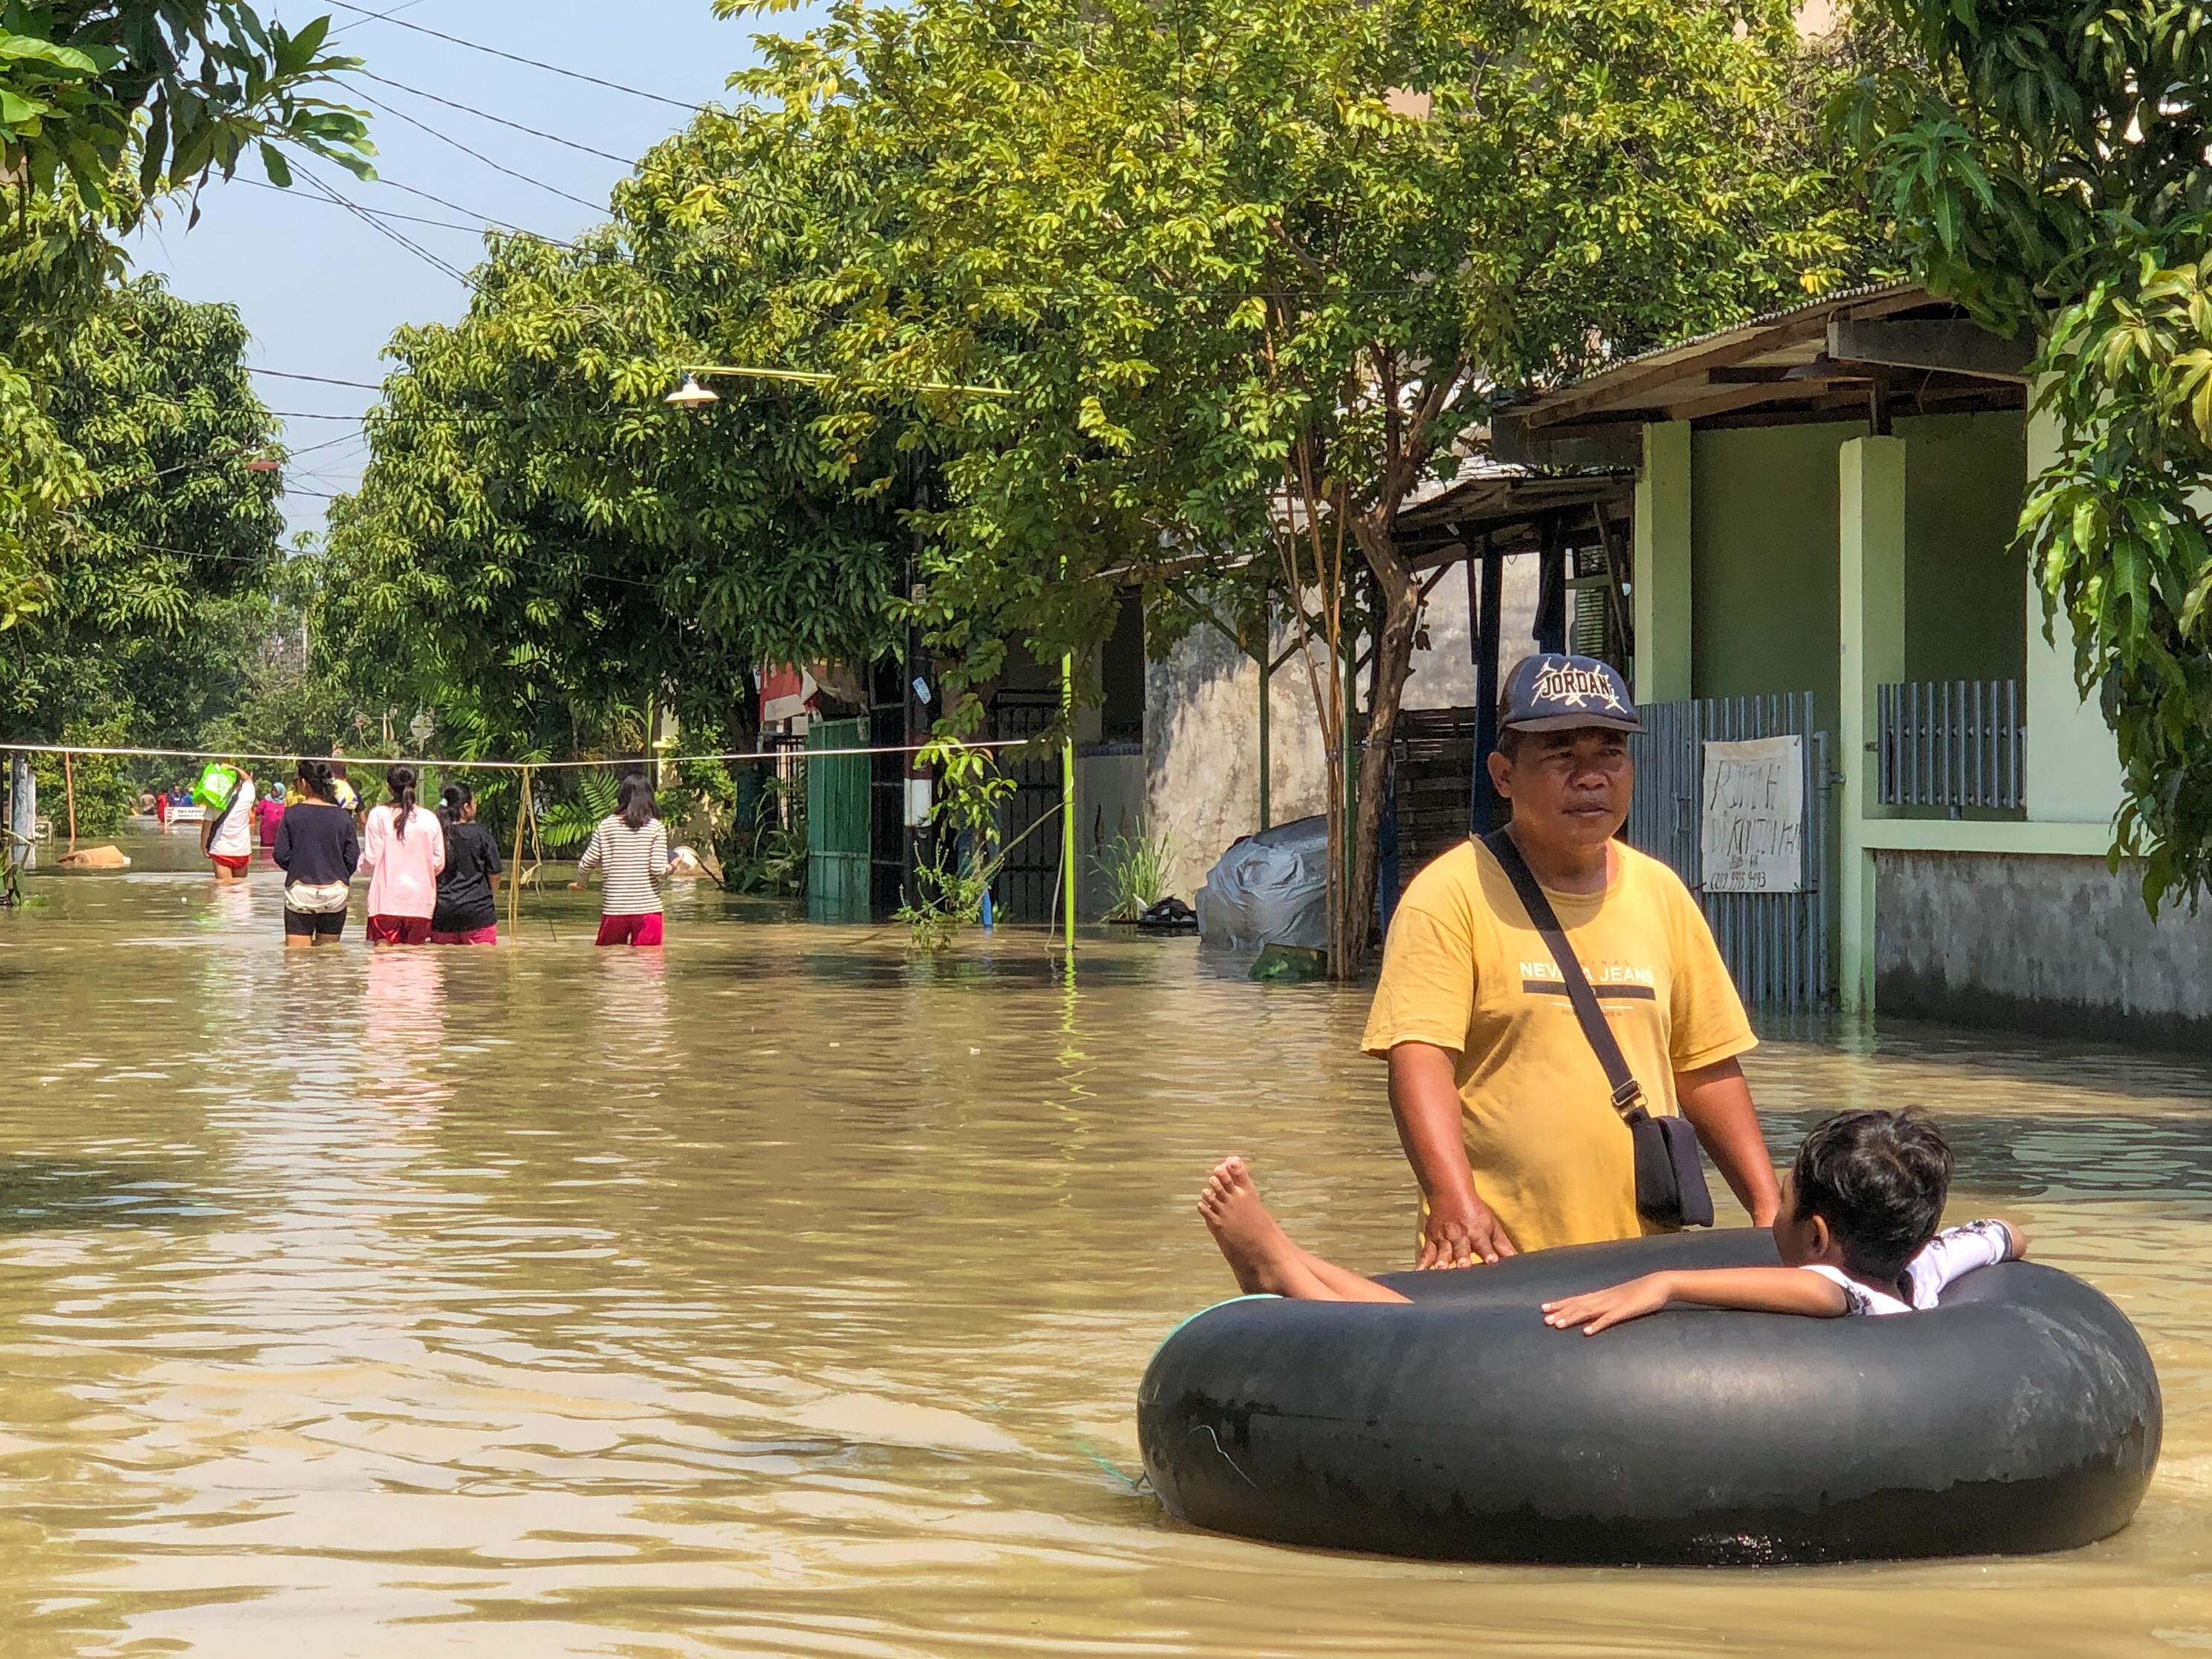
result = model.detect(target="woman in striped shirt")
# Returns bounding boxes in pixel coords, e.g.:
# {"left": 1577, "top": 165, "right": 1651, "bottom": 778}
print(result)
{"left": 569, "top": 773, "right": 671, "bottom": 946}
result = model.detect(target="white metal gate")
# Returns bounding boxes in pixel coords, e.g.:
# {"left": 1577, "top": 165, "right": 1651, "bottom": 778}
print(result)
{"left": 1625, "top": 694, "right": 1834, "bottom": 1011}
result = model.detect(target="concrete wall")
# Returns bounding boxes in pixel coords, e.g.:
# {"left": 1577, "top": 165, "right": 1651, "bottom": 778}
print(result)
{"left": 2022, "top": 398, "right": 2127, "bottom": 822}
{"left": 1687, "top": 411, "right": 2028, "bottom": 730}
{"left": 1075, "top": 748, "right": 1145, "bottom": 918}
{"left": 1875, "top": 848, "right": 2212, "bottom": 1049}
{"left": 1902, "top": 412, "right": 2027, "bottom": 684}
{"left": 1143, "top": 557, "right": 1538, "bottom": 903}
{"left": 1691, "top": 422, "right": 1847, "bottom": 721}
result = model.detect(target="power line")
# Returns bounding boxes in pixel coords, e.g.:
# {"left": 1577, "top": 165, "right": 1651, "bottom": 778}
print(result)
{"left": 353, "top": 71, "right": 636, "bottom": 164}
{"left": 5, "top": 738, "right": 1017, "bottom": 771}
{"left": 364, "top": 173, "right": 540, "bottom": 234}
{"left": 285, "top": 431, "right": 371, "bottom": 459}
{"left": 300, "top": 170, "right": 478, "bottom": 290}
{"left": 138, "top": 426, "right": 362, "bottom": 482}
{"left": 243, "top": 184, "right": 490, "bottom": 238}
{"left": 331, "top": 0, "right": 436, "bottom": 33}
{"left": 323, "top": 1, "right": 703, "bottom": 112}
{"left": 249, "top": 367, "right": 386, "bottom": 391}
{"left": 346, "top": 85, "right": 610, "bottom": 214}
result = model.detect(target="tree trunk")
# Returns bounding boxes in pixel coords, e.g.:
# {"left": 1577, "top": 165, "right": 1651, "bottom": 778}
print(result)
{"left": 1335, "top": 521, "right": 1422, "bottom": 979}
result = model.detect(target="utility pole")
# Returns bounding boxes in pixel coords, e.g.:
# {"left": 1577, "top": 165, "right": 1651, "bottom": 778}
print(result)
{"left": 5, "top": 752, "right": 34, "bottom": 875}
{"left": 903, "top": 478, "right": 933, "bottom": 907}
{"left": 1061, "top": 645, "right": 1077, "bottom": 953}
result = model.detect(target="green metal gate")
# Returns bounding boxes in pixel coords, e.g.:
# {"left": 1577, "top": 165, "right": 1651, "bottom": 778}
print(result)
{"left": 806, "top": 717, "right": 872, "bottom": 922}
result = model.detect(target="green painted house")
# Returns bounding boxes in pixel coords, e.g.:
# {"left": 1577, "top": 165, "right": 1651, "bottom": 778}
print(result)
{"left": 1497, "top": 281, "right": 2208, "bottom": 1048}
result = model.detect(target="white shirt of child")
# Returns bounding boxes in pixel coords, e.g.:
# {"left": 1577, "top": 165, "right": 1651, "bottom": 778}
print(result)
{"left": 1800, "top": 1219, "right": 2016, "bottom": 1317}
{"left": 208, "top": 779, "right": 256, "bottom": 857}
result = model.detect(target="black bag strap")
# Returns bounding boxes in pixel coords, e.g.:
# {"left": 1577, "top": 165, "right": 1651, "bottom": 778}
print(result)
{"left": 1481, "top": 827, "right": 1649, "bottom": 1125}
{"left": 206, "top": 774, "right": 249, "bottom": 839}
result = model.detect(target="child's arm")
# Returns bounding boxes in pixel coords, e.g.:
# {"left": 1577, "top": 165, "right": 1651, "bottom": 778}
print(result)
{"left": 1542, "top": 1268, "right": 1847, "bottom": 1336}
{"left": 568, "top": 823, "right": 601, "bottom": 891}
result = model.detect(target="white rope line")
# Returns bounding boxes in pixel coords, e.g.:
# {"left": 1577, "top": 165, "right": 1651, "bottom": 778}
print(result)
{"left": 0, "top": 739, "right": 1023, "bottom": 770}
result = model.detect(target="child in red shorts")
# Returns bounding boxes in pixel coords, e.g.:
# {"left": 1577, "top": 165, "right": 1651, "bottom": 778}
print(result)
{"left": 569, "top": 773, "right": 669, "bottom": 946}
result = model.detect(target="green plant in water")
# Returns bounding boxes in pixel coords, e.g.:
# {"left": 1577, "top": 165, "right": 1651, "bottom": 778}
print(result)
{"left": 724, "top": 773, "right": 808, "bottom": 898}
{"left": 1092, "top": 828, "right": 1174, "bottom": 922}
{"left": 898, "top": 735, "right": 1058, "bottom": 951}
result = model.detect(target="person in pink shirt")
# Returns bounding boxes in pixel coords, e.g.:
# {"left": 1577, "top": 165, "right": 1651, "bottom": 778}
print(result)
{"left": 255, "top": 787, "right": 285, "bottom": 851}
{"left": 357, "top": 764, "right": 446, "bottom": 945}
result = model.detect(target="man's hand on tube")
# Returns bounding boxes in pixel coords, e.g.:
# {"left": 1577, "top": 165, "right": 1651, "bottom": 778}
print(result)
{"left": 1418, "top": 1189, "right": 1518, "bottom": 1268}
{"left": 1389, "top": 1041, "right": 1516, "bottom": 1268}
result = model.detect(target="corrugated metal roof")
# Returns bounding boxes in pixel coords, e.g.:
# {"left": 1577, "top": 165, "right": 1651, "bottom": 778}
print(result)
{"left": 1512, "top": 278, "right": 1922, "bottom": 415}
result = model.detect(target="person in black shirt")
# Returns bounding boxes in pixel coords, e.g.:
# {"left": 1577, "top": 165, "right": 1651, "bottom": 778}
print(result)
{"left": 273, "top": 759, "right": 360, "bottom": 947}
{"left": 430, "top": 782, "right": 504, "bottom": 944}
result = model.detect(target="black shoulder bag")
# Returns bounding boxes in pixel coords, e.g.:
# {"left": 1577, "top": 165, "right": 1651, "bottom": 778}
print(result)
{"left": 1482, "top": 827, "right": 1714, "bottom": 1230}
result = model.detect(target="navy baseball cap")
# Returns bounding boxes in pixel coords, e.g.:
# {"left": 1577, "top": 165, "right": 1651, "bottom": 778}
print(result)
{"left": 1499, "top": 652, "right": 1641, "bottom": 734}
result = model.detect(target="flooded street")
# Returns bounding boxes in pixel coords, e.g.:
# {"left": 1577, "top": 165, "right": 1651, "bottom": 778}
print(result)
{"left": 4, "top": 831, "right": 2211, "bottom": 1657}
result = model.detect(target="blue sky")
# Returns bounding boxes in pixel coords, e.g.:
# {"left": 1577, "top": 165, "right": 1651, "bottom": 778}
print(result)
{"left": 133, "top": 0, "right": 806, "bottom": 538}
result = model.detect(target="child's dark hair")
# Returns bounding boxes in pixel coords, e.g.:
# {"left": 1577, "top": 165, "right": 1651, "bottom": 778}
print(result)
{"left": 439, "top": 781, "right": 473, "bottom": 828}
{"left": 387, "top": 764, "right": 418, "bottom": 839}
{"left": 616, "top": 772, "right": 656, "bottom": 832}
{"left": 295, "top": 758, "right": 336, "bottom": 802}
{"left": 1791, "top": 1110, "right": 1952, "bottom": 1284}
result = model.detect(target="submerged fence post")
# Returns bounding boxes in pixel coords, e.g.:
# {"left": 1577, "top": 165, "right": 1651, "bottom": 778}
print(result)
{"left": 1257, "top": 639, "right": 1271, "bottom": 833}
{"left": 6, "top": 752, "right": 33, "bottom": 873}
{"left": 509, "top": 764, "right": 528, "bottom": 935}
{"left": 1061, "top": 651, "right": 1076, "bottom": 952}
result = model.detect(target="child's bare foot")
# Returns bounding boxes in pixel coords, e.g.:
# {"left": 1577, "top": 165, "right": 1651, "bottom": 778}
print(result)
{"left": 1197, "top": 1157, "right": 1307, "bottom": 1297}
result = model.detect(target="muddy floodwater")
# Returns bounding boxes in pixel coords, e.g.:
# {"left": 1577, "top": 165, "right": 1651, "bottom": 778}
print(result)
{"left": 2, "top": 829, "right": 2210, "bottom": 1656}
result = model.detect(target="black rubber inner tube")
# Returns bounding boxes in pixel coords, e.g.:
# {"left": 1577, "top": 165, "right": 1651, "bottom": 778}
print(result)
{"left": 1137, "top": 1228, "right": 2161, "bottom": 1565}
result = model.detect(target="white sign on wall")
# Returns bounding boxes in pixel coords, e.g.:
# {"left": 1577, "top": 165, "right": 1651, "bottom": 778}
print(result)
{"left": 1701, "top": 735, "right": 1804, "bottom": 894}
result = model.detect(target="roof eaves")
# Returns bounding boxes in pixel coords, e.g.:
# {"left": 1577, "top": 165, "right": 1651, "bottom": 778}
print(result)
{"left": 1510, "top": 278, "right": 1923, "bottom": 419}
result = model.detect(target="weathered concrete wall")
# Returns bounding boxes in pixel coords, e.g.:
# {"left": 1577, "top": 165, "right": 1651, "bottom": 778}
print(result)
{"left": 1145, "top": 622, "right": 1329, "bottom": 904}
{"left": 1876, "top": 849, "right": 2212, "bottom": 1049}
{"left": 1075, "top": 748, "right": 1146, "bottom": 919}
{"left": 1144, "top": 558, "right": 1538, "bottom": 903}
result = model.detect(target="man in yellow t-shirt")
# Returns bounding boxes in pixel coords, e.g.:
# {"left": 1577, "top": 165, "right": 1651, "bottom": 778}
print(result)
{"left": 1361, "top": 653, "right": 1780, "bottom": 1262}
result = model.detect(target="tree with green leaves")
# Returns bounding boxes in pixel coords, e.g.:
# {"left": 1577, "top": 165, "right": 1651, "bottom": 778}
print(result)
{"left": 1845, "top": 0, "right": 2212, "bottom": 908}
{"left": 0, "top": 4, "right": 370, "bottom": 206}
{"left": 696, "top": 0, "right": 1864, "bottom": 968}
{"left": 316, "top": 211, "right": 912, "bottom": 765}
{"left": 1, "top": 274, "right": 285, "bottom": 751}
{"left": 0, "top": 2, "right": 368, "bottom": 631}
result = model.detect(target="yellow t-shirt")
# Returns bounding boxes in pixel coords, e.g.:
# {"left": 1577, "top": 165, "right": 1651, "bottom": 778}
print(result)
{"left": 1360, "top": 838, "right": 1756, "bottom": 1254}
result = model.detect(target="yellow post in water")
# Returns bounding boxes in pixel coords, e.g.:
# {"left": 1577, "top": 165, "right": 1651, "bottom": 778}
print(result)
{"left": 1061, "top": 648, "right": 1077, "bottom": 953}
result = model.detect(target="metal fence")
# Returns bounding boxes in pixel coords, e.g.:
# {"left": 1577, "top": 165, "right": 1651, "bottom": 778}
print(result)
{"left": 1625, "top": 693, "right": 1833, "bottom": 1011}
{"left": 805, "top": 717, "right": 871, "bottom": 923}
{"left": 1877, "top": 678, "right": 2023, "bottom": 810}
{"left": 992, "top": 690, "right": 1063, "bottom": 924}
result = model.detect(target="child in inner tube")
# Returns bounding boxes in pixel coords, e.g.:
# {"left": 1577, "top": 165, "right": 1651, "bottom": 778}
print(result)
{"left": 1198, "top": 1108, "right": 2025, "bottom": 1329}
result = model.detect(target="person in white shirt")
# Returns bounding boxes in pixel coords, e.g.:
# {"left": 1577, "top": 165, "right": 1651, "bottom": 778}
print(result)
{"left": 568, "top": 773, "right": 671, "bottom": 947}
{"left": 1541, "top": 1109, "right": 2023, "bottom": 1332}
{"left": 199, "top": 766, "right": 256, "bottom": 883}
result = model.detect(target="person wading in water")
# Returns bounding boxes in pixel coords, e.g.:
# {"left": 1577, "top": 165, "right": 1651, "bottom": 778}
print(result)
{"left": 429, "top": 782, "right": 503, "bottom": 945}
{"left": 358, "top": 765, "right": 445, "bottom": 946}
{"left": 1361, "top": 653, "right": 1780, "bottom": 1263}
